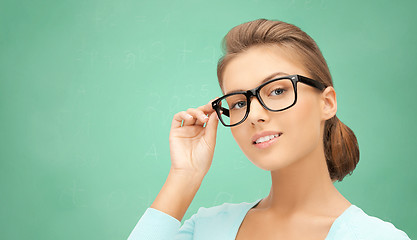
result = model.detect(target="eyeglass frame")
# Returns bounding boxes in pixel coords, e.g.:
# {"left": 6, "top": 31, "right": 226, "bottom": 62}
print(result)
{"left": 211, "top": 74, "right": 327, "bottom": 127}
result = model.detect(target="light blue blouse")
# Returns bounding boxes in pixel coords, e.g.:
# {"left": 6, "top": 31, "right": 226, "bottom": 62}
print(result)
{"left": 127, "top": 198, "right": 410, "bottom": 240}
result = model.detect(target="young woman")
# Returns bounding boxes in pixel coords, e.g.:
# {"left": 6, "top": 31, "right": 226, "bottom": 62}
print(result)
{"left": 128, "top": 19, "right": 410, "bottom": 239}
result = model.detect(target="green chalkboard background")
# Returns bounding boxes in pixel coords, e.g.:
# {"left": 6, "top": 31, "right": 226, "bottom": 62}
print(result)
{"left": 1, "top": 0, "right": 416, "bottom": 239}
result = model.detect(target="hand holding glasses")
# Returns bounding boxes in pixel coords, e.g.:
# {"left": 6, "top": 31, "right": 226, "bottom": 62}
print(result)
{"left": 166, "top": 74, "right": 325, "bottom": 177}
{"left": 169, "top": 98, "right": 220, "bottom": 177}
{"left": 211, "top": 74, "right": 326, "bottom": 127}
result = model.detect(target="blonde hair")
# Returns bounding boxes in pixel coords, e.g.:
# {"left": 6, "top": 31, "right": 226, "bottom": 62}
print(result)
{"left": 217, "top": 19, "right": 359, "bottom": 182}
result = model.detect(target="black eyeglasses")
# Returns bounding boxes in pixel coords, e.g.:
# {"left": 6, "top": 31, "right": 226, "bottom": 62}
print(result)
{"left": 212, "top": 74, "right": 326, "bottom": 127}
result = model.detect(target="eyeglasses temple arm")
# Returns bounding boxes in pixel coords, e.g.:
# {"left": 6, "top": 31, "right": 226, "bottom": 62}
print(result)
{"left": 221, "top": 107, "right": 230, "bottom": 117}
{"left": 298, "top": 75, "right": 326, "bottom": 90}
{"left": 212, "top": 101, "right": 230, "bottom": 117}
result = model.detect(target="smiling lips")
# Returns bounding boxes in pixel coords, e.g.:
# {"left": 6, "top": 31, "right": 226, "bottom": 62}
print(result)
{"left": 252, "top": 131, "right": 282, "bottom": 143}
{"left": 251, "top": 131, "right": 283, "bottom": 149}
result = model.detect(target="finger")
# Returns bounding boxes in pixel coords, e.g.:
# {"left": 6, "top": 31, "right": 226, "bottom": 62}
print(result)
{"left": 181, "top": 110, "right": 198, "bottom": 126}
{"left": 171, "top": 97, "right": 220, "bottom": 129}
{"left": 197, "top": 97, "right": 220, "bottom": 114}
{"left": 171, "top": 111, "right": 193, "bottom": 129}
{"left": 185, "top": 108, "right": 209, "bottom": 127}
{"left": 195, "top": 114, "right": 208, "bottom": 127}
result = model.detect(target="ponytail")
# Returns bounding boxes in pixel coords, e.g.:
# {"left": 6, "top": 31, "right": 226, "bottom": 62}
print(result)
{"left": 324, "top": 115, "right": 360, "bottom": 182}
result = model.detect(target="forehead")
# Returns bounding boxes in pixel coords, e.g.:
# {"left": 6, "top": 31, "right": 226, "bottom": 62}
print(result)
{"left": 222, "top": 45, "right": 308, "bottom": 94}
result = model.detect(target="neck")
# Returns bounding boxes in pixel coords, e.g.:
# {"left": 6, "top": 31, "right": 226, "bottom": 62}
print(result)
{"left": 258, "top": 143, "right": 350, "bottom": 216}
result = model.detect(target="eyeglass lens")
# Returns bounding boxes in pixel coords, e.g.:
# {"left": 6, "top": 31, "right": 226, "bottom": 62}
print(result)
{"left": 219, "top": 78, "right": 295, "bottom": 126}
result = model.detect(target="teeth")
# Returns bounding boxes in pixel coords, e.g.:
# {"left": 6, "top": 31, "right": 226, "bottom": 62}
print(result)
{"left": 255, "top": 134, "right": 280, "bottom": 144}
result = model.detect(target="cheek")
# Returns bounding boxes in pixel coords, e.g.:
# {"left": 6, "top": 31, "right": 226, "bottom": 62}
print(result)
{"left": 286, "top": 95, "right": 322, "bottom": 151}
{"left": 231, "top": 125, "right": 257, "bottom": 162}
{"left": 229, "top": 94, "right": 323, "bottom": 170}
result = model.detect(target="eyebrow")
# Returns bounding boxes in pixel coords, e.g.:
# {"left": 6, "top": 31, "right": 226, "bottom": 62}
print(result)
{"left": 225, "top": 71, "right": 290, "bottom": 95}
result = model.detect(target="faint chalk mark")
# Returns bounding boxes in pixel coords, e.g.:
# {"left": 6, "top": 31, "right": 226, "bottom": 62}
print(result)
{"left": 169, "top": 95, "right": 181, "bottom": 113}
{"left": 125, "top": 51, "right": 137, "bottom": 69}
{"left": 200, "top": 46, "right": 216, "bottom": 64}
{"left": 76, "top": 152, "right": 100, "bottom": 168}
{"left": 150, "top": 41, "right": 165, "bottom": 61}
{"left": 106, "top": 190, "right": 127, "bottom": 209}
{"left": 104, "top": 55, "right": 114, "bottom": 69}
{"left": 90, "top": 50, "right": 98, "bottom": 68}
{"left": 162, "top": 14, "right": 171, "bottom": 25}
{"left": 146, "top": 106, "right": 160, "bottom": 127}
{"left": 184, "top": 84, "right": 195, "bottom": 98}
{"left": 148, "top": 92, "right": 161, "bottom": 106}
{"left": 144, "top": 144, "right": 158, "bottom": 162}
{"left": 178, "top": 41, "right": 192, "bottom": 64}
{"left": 233, "top": 157, "right": 250, "bottom": 170}
{"left": 77, "top": 85, "right": 86, "bottom": 95}
{"left": 59, "top": 180, "right": 87, "bottom": 207}
{"left": 136, "top": 15, "right": 146, "bottom": 23}
{"left": 200, "top": 84, "right": 209, "bottom": 97}
{"left": 320, "top": 0, "right": 328, "bottom": 9}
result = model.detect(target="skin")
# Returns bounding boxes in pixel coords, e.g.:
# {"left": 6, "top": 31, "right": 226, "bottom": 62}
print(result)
{"left": 151, "top": 44, "right": 351, "bottom": 239}
{"left": 221, "top": 45, "right": 352, "bottom": 239}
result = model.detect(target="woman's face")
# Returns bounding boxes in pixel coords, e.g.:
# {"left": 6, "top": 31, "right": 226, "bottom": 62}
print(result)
{"left": 222, "top": 45, "right": 326, "bottom": 171}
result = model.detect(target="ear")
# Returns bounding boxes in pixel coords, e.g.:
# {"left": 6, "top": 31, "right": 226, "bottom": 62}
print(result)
{"left": 320, "top": 86, "right": 337, "bottom": 121}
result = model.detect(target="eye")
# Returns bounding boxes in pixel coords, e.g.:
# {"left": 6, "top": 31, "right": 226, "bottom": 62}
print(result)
{"left": 270, "top": 88, "right": 285, "bottom": 96}
{"left": 231, "top": 101, "right": 247, "bottom": 110}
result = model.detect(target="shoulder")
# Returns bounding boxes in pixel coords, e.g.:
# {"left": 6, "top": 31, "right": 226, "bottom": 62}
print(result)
{"left": 331, "top": 205, "right": 410, "bottom": 240}
{"left": 193, "top": 199, "right": 256, "bottom": 219}
{"left": 181, "top": 199, "right": 259, "bottom": 238}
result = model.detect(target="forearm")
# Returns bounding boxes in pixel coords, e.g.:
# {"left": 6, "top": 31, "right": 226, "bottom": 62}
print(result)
{"left": 150, "top": 169, "right": 204, "bottom": 222}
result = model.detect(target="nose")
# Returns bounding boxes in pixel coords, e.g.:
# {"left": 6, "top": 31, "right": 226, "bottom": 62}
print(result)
{"left": 246, "top": 96, "right": 270, "bottom": 125}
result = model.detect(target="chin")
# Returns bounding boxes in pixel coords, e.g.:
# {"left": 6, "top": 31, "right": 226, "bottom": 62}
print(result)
{"left": 246, "top": 152, "right": 297, "bottom": 171}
